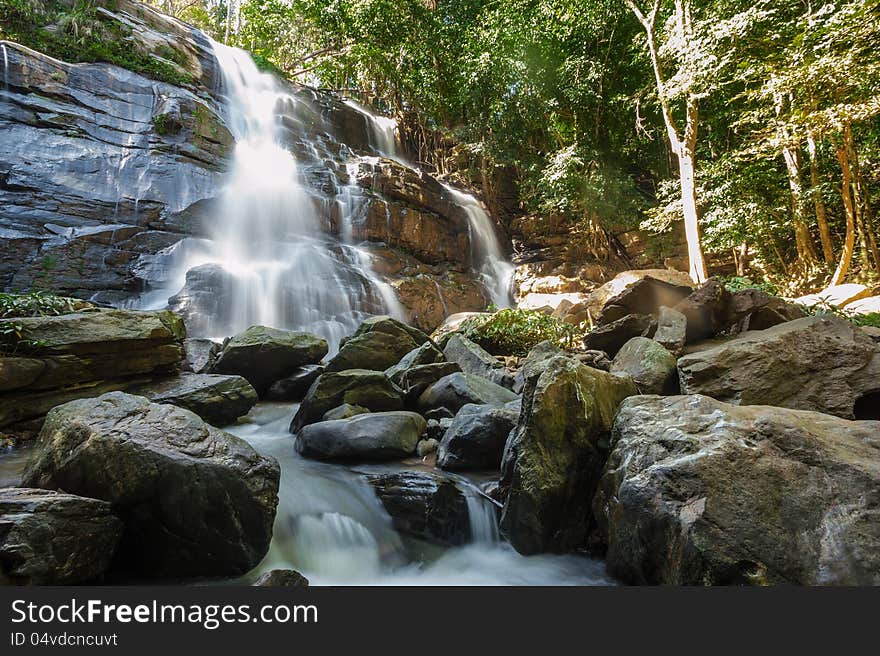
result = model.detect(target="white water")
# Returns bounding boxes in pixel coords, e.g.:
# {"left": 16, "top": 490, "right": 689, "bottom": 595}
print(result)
{"left": 226, "top": 403, "right": 612, "bottom": 586}
{"left": 142, "top": 41, "right": 401, "bottom": 343}
{"left": 343, "top": 99, "right": 402, "bottom": 162}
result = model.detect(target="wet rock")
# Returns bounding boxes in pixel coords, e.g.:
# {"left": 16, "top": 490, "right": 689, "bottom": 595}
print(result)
{"left": 678, "top": 315, "right": 880, "bottom": 419}
{"left": 22, "top": 393, "right": 280, "bottom": 578}
{"left": 322, "top": 403, "right": 370, "bottom": 421}
{"left": 125, "top": 373, "right": 258, "bottom": 426}
{"left": 443, "top": 334, "right": 515, "bottom": 389}
{"left": 610, "top": 337, "right": 677, "bottom": 395}
{"left": 417, "top": 373, "right": 518, "bottom": 416}
{"left": 0, "top": 309, "right": 185, "bottom": 427}
{"left": 582, "top": 313, "right": 656, "bottom": 358}
{"left": 388, "top": 362, "right": 462, "bottom": 404}
{"left": 363, "top": 471, "right": 471, "bottom": 546}
{"left": 500, "top": 355, "right": 637, "bottom": 554}
{"left": 295, "top": 412, "right": 426, "bottom": 461}
{"left": 212, "top": 326, "right": 328, "bottom": 394}
{"left": 674, "top": 278, "right": 732, "bottom": 342}
{"left": 417, "top": 438, "right": 440, "bottom": 458}
{"left": 384, "top": 341, "right": 446, "bottom": 381}
{"left": 266, "top": 365, "right": 325, "bottom": 401}
{"left": 653, "top": 306, "right": 687, "bottom": 355}
{"left": 594, "top": 395, "right": 880, "bottom": 585}
{"left": 290, "top": 370, "right": 405, "bottom": 432}
{"left": 0, "top": 487, "right": 123, "bottom": 585}
{"left": 325, "top": 316, "right": 430, "bottom": 372}
{"left": 426, "top": 417, "right": 453, "bottom": 442}
{"left": 437, "top": 403, "right": 519, "bottom": 471}
{"left": 183, "top": 338, "right": 220, "bottom": 374}
{"left": 253, "top": 569, "right": 309, "bottom": 587}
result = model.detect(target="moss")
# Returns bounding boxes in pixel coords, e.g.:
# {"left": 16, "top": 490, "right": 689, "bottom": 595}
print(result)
{"left": 0, "top": 0, "right": 193, "bottom": 86}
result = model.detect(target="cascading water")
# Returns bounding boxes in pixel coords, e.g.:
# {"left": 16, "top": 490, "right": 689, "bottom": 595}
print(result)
{"left": 143, "top": 40, "right": 401, "bottom": 344}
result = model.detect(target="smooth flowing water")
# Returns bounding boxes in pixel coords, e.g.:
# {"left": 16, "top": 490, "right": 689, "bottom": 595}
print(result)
{"left": 225, "top": 404, "right": 611, "bottom": 586}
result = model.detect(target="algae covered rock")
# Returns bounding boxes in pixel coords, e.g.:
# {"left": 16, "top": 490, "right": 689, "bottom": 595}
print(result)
{"left": 290, "top": 370, "right": 404, "bottom": 432}
{"left": 610, "top": 337, "right": 677, "bottom": 395}
{"left": 325, "top": 316, "right": 430, "bottom": 372}
{"left": 500, "top": 355, "right": 637, "bottom": 554}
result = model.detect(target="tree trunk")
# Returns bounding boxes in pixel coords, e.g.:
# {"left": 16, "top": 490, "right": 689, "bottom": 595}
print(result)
{"left": 830, "top": 130, "right": 856, "bottom": 285}
{"left": 847, "top": 127, "right": 879, "bottom": 270}
{"left": 677, "top": 150, "right": 708, "bottom": 283}
{"left": 807, "top": 134, "right": 834, "bottom": 264}
{"left": 782, "top": 145, "right": 817, "bottom": 266}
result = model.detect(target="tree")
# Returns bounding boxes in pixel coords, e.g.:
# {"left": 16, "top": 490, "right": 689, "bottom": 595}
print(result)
{"left": 625, "top": 0, "right": 708, "bottom": 283}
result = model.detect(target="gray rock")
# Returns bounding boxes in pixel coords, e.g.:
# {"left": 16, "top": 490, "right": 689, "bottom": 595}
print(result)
{"left": 674, "top": 278, "right": 731, "bottom": 342}
{"left": 610, "top": 337, "right": 677, "bottom": 395}
{"left": 290, "top": 370, "right": 405, "bottom": 433}
{"left": 266, "top": 365, "right": 325, "bottom": 401}
{"left": 253, "top": 569, "right": 309, "bottom": 587}
{"left": 417, "top": 438, "right": 440, "bottom": 457}
{"left": 418, "top": 372, "right": 518, "bottom": 416}
{"left": 594, "top": 394, "right": 880, "bottom": 585}
{"left": 384, "top": 341, "right": 446, "bottom": 381}
{"left": 125, "top": 373, "right": 258, "bottom": 426}
{"left": 443, "top": 334, "right": 515, "bottom": 389}
{"left": 653, "top": 306, "right": 687, "bottom": 355}
{"left": 21, "top": 392, "right": 280, "bottom": 578}
{"left": 500, "top": 355, "right": 637, "bottom": 555}
{"left": 295, "top": 412, "right": 426, "bottom": 461}
{"left": 388, "top": 362, "right": 462, "bottom": 403}
{"left": 212, "top": 326, "right": 328, "bottom": 394}
{"left": 362, "top": 471, "right": 472, "bottom": 546}
{"left": 322, "top": 403, "right": 370, "bottom": 421}
{"left": 426, "top": 417, "right": 453, "bottom": 442}
{"left": 678, "top": 315, "right": 880, "bottom": 419}
{"left": 582, "top": 313, "right": 656, "bottom": 358}
{"left": 325, "top": 316, "right": 430, "bottom": 372}
{"left": 437, "top": 403, "right": 519, "bottom": 471}
{"left": 182, "top": 338, "right": 221, "bottom": 374}
{"left": 0, "top": 487, "right": 123, "bottom": 585}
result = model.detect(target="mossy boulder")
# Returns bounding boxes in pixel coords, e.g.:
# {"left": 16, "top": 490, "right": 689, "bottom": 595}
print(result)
{"left": 289, "top": 370, "right": 405, "bottom": 433}
{"left": 610, "top": 337, "right": 678, "bottom": 395}
{"left": 124, "top": 373, "right": 258, "bottom": 426}
{"left": 417, "top": 372, "right": 518, "bottom": 416}
{"left": 295, "top": 411, "right": 426, "bottom": 461}
{"left": 500, "top": 355, "right": 637, "bottom": 554}
{"left": 21, "top": 392, "right": 280, "bottom": 579}
{"left": 325, "top": 316, "right": 431, "bottom": 372}
{"left": 594, "top": 395, "right": 880, "bottom": 584}
{"left": 212, "top": 326, "right": 328, "bottom": 394}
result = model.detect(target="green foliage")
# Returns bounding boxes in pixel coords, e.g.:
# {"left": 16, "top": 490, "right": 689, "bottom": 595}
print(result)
{"left": 460, "top": 308, "right": 578, "bottom": 356}
{"left": 0, "top": 0, "right": 193, "bottom": 86}
{"left": 0, "top": 291, "right": 88, "bottom": 319}
{"left": 719, "top": 275, "right": 780, "bottom": 296}
{"left": 851, "top": 312, "right": 880, "bottom": 328}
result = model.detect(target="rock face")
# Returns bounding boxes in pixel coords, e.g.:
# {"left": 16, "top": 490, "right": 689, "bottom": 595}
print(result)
{"left": 212, "top": 326, "right": 328, "bottom": 394}
{"left": 678, "top": 315, "right": 880, "bottom": 419}
{"left": 437, "top": 403, "right": 519, "bottom": 471}
{"left": 295, "top": 412, "right": 426, "bottom": 461}
{"left": 610, "top": 337, "right": 677, "bottom": 395}
{"left": 595, "top": 395, "right": 880, "bottom": 585}
{"left": 418, "top": 372, "right": 518, "bottom": 415}
{"left": 0, "top": 487, "right": 123, "bottom": 585}
{"left": 363, "top": 471, "right": 472, "bottom": 546}
{"left": 443, "top": 334, "right": 514, "bottom": 389}
{"left": 125, "top": 373, "right": 258, "bottom": 426}
{"left": 21, "top": 392, "right": 280, "bottom": 578}
{"left": 325, "top": 316, "right": 429, "bottom": 372}
{"left": 290, "top": 370, "right": 404, "bottom": 432}
{"left": 500, "top": 356, "right": 637, "bottom": 554}
{"left": 0, "top": 309, "right": 185, "bottom": 427}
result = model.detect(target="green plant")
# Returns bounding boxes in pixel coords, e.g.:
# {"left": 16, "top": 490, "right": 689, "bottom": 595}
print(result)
{"left": 460, "top": 308, "right": 579, "bottom": 356}
{"left": 720, "top": 275, "right": 780, "bottom": 296}
{"left": 0, "top": 291, "right": 89, "bottom": 319}
{"left": 0, "top": 320, "right": 47, "bottom": 355}
{"left": 850, "top": 312, "right": 880, "bottom": 328}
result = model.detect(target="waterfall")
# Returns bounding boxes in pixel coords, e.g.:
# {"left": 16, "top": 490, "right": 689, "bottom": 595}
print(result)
{"left": 442, "top": 184, "right": 515, "bottom": 308}
{"left": 149, "top": 41, "right": 401, "bottom": 344}
{"left": 343, "top": 99, "right": 402, "bottom": 162}
{"left": 464, "top": 488, "right": 500, "bottom": 544}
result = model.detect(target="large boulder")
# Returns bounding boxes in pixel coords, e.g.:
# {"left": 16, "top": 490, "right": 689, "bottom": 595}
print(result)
{"left": 610, "top": 337, "right": 677, "bottom": 395}
{"left": 290, "top": 370, "right": 405, "bottom": 433}
{"left": 678, "top": 315, "right": 880, "bottom": 419}
{"left": 652, "top": 306, "right": 687, "bottom": 355}
{"left": 674, "top": 278, "right": 732, "bottom": 342}
{"left": 384, "top": 341, "right": 446, "bottom": 381}
{"left": 582, "top": 313, "right": 656, "bottom": 357}
{"left": 0, "top": 487, "right": 123, "bottom": 585}
{"left": 728, "top": 288, "right": 806, "bottom": 332}
{"left": 21, "top": 392, "right": 280, "bottom": 578}
{"left": 125, "top": 373, "right": 258, "bottom": 426}
{"left": 0, "top": 309, "right": 185, "bottom": 427}
{"left": 594, "top": 395, "right": 880, "bottom": 585}
{"left": 443, "top": 334, "right": 515, "bottom": 389}
{"left": 265, "top": 365, "right": 324, "bottom": 401}
{"left": 212, "top": 326, "right": 328, "bottom": 394}
{"left": 576, "top": 270, "right": 694, "bottom": 326}
{"left": 500, "top": 356, "right": 637, "bottom": 554}
{"left": 388, "top": 362, "right": 462, "bottom": 403}
{"left": 295, "top": 412, "right": 425, "bottom": 461}
{"left": 417, "top": 372, "right": 518, "bottom": 416}
{"left": 324, "top": 316, "right": 430, "bottom": 372}
{"left": 182, "top": 338, "right": 220, "bottom": 374}
{"left": 437, "top": 402, "right": 519, "bottom": 471}
{"left": 362, "top": 470, "right": 473, "bottom": 546}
